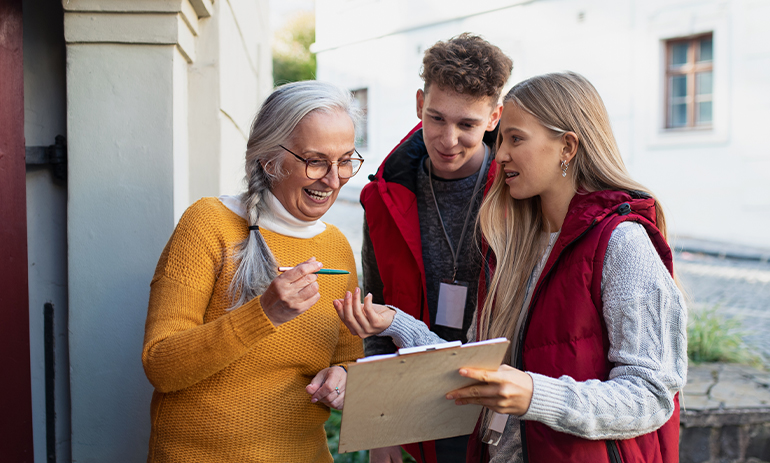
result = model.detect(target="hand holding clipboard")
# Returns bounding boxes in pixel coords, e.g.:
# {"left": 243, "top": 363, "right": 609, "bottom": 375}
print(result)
{"left": 332, "top": 285, "right": 510, "bottom": 453}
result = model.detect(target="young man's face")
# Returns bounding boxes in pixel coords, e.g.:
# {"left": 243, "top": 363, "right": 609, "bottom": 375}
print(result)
{"left": 416, "top": 85, "right": 502, "bottom": 179}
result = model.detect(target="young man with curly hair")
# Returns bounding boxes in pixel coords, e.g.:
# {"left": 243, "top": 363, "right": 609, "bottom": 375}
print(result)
{"left": 359, "top": 33, "right": 512, "bottom": 463}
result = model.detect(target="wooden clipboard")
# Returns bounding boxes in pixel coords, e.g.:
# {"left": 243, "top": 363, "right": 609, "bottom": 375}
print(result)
{"left": 338, "top": 338, "right": 510, "bottom": 453}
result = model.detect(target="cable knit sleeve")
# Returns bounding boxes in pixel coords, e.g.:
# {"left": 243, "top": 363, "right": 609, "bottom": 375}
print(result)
{"left": 521, "top": 221, "right": 688, "bottom": 440}
{"left": 379, "top": 307, "right": 446, "bottom": 348}
{"left": 142, "top": 201, "right": 277, "bottom": 393}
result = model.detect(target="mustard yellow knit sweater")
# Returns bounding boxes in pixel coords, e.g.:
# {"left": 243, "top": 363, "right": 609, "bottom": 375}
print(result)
{"left": 142, "top": 197, "right": 363, "bottom": 462}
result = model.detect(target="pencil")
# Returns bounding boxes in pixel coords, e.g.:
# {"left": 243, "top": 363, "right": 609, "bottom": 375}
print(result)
{"left": 277, "top": 267, "right": 350, "bottom": 275}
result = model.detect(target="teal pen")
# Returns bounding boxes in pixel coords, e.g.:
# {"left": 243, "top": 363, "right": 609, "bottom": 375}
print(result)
{"left": 277, "top": 266, "right": 350, "bottom": 275}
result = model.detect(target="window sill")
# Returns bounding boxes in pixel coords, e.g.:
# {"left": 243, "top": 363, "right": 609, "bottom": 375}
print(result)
{"left": 647, "top": 125, "right": 727, "bottom": 149}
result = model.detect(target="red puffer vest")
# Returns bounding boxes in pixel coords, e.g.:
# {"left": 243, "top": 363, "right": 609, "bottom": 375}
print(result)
{"left": 361, "top": 123, "right": 497, "bottom": 463}
{"left": 469, "top": 190, "right": 680, "bottom": 463}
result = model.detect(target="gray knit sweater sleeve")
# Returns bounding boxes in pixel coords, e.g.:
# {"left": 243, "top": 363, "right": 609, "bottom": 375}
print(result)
{"left": 520, "top": 221, "right": 688, "bottom": 440}
{"left": 379, "top": 307, "right": 446, "bottom": 348}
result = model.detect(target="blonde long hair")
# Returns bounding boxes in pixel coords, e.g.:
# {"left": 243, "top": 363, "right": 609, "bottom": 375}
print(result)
{"left": 476, "top": 71, "right": 668, "bottom": 352}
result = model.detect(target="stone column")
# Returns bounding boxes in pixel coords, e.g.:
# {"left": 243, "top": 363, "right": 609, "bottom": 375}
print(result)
{"left": 62, "top": 1, "right": 208, "bottom": 461}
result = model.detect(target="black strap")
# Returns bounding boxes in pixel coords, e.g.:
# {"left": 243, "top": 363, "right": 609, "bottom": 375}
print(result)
{"left": 427, "top": 144, "right": 490, "bottom": 280}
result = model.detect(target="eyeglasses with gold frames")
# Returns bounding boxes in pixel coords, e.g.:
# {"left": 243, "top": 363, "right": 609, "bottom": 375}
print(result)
{"left": 279, "top": 145, "right": 364, "bottom": 180}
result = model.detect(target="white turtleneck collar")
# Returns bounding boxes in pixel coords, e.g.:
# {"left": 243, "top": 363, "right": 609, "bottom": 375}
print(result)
{"left": 218, "top": 191, "right": 327, "bottom": 239}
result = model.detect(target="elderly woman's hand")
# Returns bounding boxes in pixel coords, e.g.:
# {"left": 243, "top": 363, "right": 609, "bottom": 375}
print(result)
{"left": 333, "top": 288, "right": 395, "bottom": 338}
{"left": 306, "top": 365, "right": 347, "bottom": 410}
{"left": 260, "top": 257, "right": 323, "bottom": 326}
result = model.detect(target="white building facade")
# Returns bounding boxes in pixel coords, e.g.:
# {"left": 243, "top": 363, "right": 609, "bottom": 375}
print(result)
{"left": 315, "top": 0, "right": 770, "bottom": 249}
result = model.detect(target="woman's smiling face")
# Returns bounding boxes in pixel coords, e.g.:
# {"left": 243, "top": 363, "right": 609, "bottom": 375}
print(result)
{"left": 270, "top": 108, "right": 356, "bottom": 221}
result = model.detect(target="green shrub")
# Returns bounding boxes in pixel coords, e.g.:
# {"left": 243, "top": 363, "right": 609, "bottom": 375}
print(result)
{"left": 687, "top": 306, "right": 762, "bottom": 366}
{"left": 325, "top": 409, "right": 368, "bottom": 463}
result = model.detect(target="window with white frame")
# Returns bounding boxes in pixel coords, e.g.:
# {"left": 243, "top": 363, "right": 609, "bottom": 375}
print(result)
{"left": 352, "top": 88, "right": 368, "bottom": 148}
{"left": 665, "top": 33, "right": 713, "bottom": 129}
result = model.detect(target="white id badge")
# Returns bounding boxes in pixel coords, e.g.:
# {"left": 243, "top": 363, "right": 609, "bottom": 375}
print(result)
{"left": 482, "top": 412, "right": 509, "bottom": 446}
{"left": 435, "top": 279, "right": 468, "bottom": 329}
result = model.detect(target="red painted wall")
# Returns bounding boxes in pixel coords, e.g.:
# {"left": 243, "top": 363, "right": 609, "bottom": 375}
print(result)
{"left": 0, "top": 0, "right": 34, "bottom": 460}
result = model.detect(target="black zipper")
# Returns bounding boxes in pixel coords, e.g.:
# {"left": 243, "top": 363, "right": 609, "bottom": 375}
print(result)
{"left": 516, "top": 219, "right": 599, "bottom": 462}
{"left": 606, "top": 440, "right": 622, "bottom": 463}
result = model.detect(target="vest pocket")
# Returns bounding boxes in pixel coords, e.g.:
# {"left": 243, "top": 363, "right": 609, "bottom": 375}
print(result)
{"left": 605, "top": 440, "right": 622, "bottom": 463}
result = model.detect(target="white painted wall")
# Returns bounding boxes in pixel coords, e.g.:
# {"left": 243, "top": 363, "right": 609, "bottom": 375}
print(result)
{"left": 188, "top": 0, "right": 273, "bottom": 199}
{"left": 60, "top": 1, "right": 271, "bottom": 461}
{"left": 66, "top": 41, "right": 179, "bottom": 462}
{"left": 218, "top": 0, "right": 273, "bottom": 196}
{"left": 23, "top": 3, "right": 71, "bottom": 461}
{"left": 315, "top": 0, "right": 770, "bottom": 249}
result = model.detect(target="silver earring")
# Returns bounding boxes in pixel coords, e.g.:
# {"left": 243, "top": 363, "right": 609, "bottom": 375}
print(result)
{"left": 560, "top": 160, "right": 569, "bottom": 177}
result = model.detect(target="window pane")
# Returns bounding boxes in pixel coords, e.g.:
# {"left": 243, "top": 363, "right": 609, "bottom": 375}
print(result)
{"left": 699, "top": 37, "right": 713, "bottom": 62}
{"left": 671, "top": 42, "right": 689, "bottom": 66}
{"left": 672, "top": 75, "right": 688, "bottom": 98}
{"left": 697, "top": 101, "right": 713, "bottom": 125}
{"left": 697, "top": 71, "right": 713, "bottom": 95}
{"left": 352, "top": 88, "right": 368, "bottom": 148}
{"left": 671, "top": 103, "right": 688, "bottom": 127}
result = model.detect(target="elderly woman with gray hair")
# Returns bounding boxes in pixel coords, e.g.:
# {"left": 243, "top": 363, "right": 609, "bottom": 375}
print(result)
{"left": 142, "top": 81, "right": 365, "bottom": 462}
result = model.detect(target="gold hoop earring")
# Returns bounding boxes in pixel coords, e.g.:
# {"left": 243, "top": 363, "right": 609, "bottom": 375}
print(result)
{"left": 560, "top": 160, "right": 569, "bottom": 177}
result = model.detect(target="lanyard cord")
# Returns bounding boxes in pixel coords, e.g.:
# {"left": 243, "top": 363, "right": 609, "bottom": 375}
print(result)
{"left": 427, "top": 144, "right": 490, "bottom": 281}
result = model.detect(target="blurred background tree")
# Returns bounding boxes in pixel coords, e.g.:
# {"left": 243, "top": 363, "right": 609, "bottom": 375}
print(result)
{"left": 273, "top": 11, "right": 316, "bottom": 84}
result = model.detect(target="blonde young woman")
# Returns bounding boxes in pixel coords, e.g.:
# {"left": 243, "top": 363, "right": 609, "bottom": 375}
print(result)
{"left": 335, "top": 72, "right": 687, "bottom": 463}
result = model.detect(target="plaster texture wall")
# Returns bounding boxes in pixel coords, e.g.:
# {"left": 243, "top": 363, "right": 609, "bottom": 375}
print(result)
{"left": 23, "top": 2, "right": 71, "bottom": 461}
{"left": 65, "top": 43, "right": 179, "bottom": 462}
{"left": 315, "top": 0, "right": 770, "bottom": 249}
{"left": 217, "top": 0, "right": 272, "bottom": 195}
{"left": 187, "top": 0, "right": 272, "bottom": 199}
{"left": 61, "top": 1, "right": 271, "bottom": 460}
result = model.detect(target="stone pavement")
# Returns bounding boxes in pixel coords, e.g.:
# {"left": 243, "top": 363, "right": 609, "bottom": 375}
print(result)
{"left": 681, "top": 363, "right": 770, "bottom": 463}
{"left": 684, "top": 363, "right": 770, "bottom": 411}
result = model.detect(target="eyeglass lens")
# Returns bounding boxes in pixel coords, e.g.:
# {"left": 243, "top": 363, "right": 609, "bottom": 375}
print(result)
{"left": 306, "top": 158, "right": 362, "bottom": 179}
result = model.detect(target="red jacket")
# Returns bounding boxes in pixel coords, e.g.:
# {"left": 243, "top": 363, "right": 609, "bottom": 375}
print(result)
{"left": 469, "top": 190, "right": 680, "bottom": 463}
{"left": 360, "top": 124, "right": 497, "bottom": 463}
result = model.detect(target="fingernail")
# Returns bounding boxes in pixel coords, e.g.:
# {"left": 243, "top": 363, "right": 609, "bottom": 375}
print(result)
{"left": 355, "top": 287, "right": 360, "bottom": 295}
{"left": 446, "top": 394, "right": 454, "bottom": 400}
{"left": 459, "top": 369, "right": 467, "bottom": 375}
{"left": 311, "top": 398, "right": 317, "bottom": 403}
